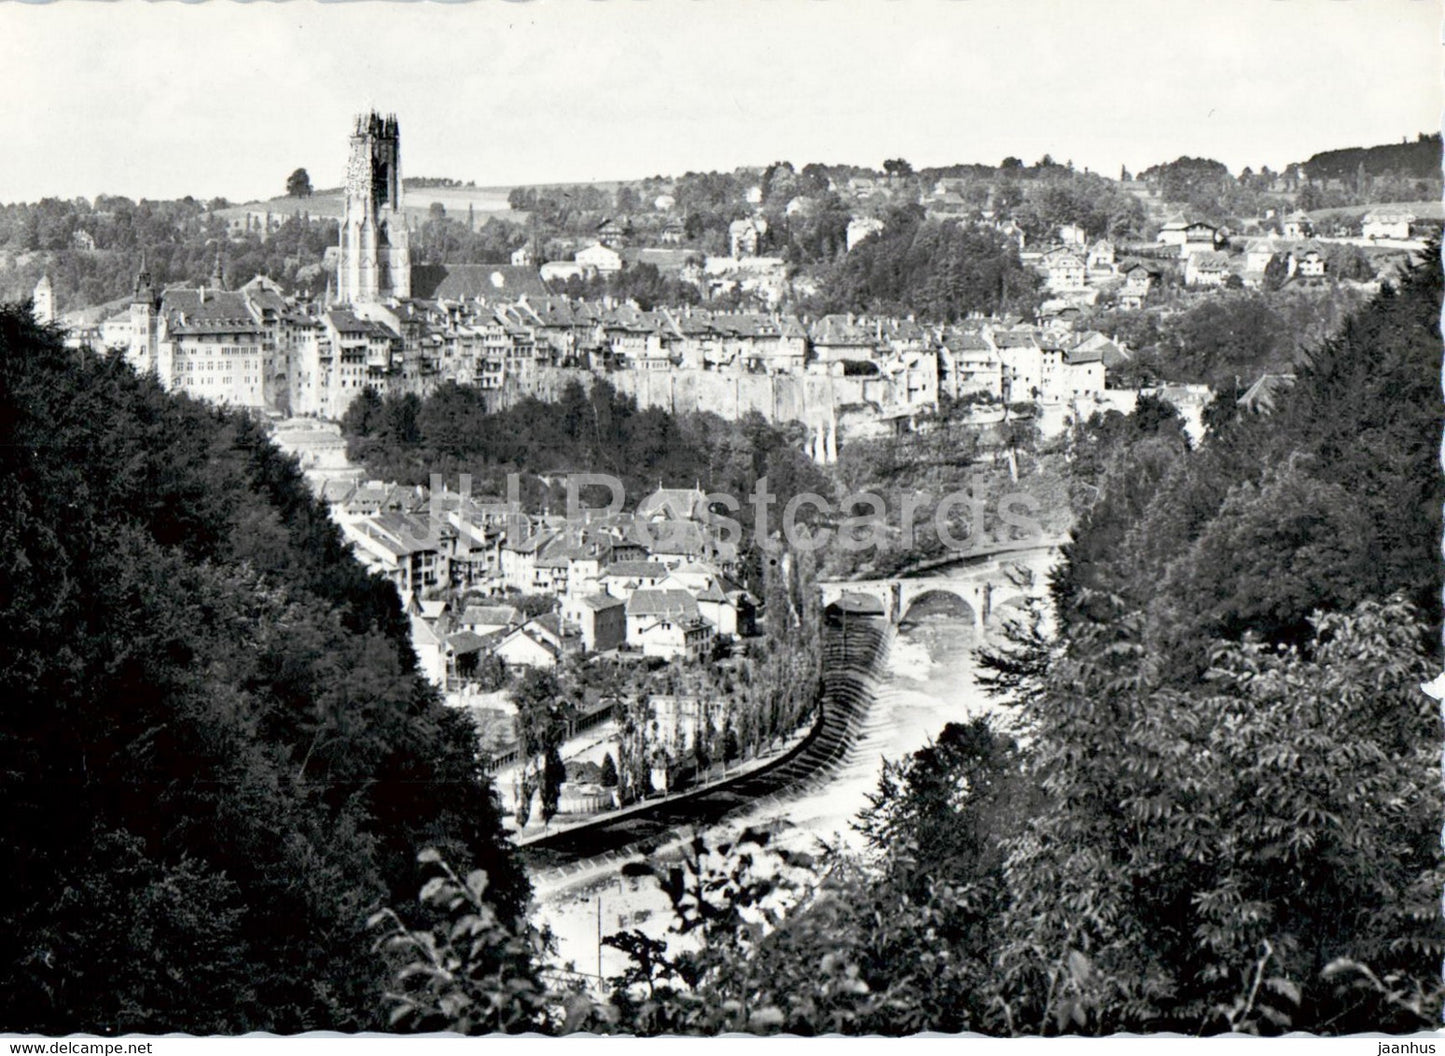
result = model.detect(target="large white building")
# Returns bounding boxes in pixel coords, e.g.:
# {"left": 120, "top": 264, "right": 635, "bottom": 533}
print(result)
{"left": 116, "top": 265, "right": 271, "bottom": 412}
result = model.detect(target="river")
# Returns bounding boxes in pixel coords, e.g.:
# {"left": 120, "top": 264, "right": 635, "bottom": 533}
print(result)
{"left": 530, "top": 612, "right": 1007, "bottom": 982}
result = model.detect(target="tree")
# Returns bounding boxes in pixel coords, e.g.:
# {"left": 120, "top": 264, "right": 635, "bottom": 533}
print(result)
{"left": 372, "top": 850, "right": 553, "bottom": 1034}
{"left": 1158, "top": 468, "right": 1379, "bottom": 651}
{"left": 1322, "top": 244, "right": 1375, "bottom": 282}
{"left": 600, "top": 753, "right": 619, "bottom": 788}
{"left": 615, "top": 185, "right": 641, "bottom": 214}
{"left": 1262, "top": 253, "right": 1291, "bottom": 291}
{"left": 991, "top": 596, "right": 1443, "bottom": 1035}
{"left": 819, "top": 213, "right": 1040, "bottom": 321}
{"left": 1156, "top": 293, "right": 1290, "bottom": 389}
{"left": 799, "top": 162, "right": 832, "bottom": 195}
{"left": 286, "top": 168, "right": 312, "bottom": 198}
{"left": 511, "top": 669, "right": 573, "bottom": 826}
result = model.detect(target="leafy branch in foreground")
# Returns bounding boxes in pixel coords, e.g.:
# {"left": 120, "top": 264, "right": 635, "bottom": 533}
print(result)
{"left": 370, "top": 850, "right": 555, "bottom": 1034}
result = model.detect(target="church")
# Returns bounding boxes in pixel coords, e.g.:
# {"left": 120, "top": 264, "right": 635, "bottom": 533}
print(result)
{"left": 87, "top": 112, "right": 528, "bottom": 421}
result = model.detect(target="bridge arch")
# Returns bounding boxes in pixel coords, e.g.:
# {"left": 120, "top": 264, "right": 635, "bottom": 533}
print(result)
{"left": 897, "top": 587, "right": 978, "bottom": 627}
{"left": 817, "top": 543, "right": 1062, "bottom": 628}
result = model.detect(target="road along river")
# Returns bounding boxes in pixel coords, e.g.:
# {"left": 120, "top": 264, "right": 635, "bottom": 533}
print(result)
{"left": 528, "top": 607, "right": 1012, "bottom": 982}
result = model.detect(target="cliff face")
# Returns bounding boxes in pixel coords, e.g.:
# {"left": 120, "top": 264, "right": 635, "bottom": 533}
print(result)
{"left": 487, "top": 364, "right": 938, "bottom": 430}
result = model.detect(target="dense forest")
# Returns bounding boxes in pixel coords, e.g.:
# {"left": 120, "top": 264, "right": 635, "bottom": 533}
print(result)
{"left": 1088, "top": 282, "right": 1371, "bottom": 391}
{"left": 0, "top": 308, "right": 527, "bottom": 1033}
{"left": 370, "top": 245, "right": 1443, "bottom": 1035}
{"left": 1302, "top": 133, "right": 1442, "bottom": 183}
{"left": 802, "top": 204, "right": 1043, "bottom": 321}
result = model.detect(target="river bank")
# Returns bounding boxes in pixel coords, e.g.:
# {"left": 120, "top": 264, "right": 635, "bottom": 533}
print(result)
{"left": 530, "top": 612, "right": 1007, "bottom": 981}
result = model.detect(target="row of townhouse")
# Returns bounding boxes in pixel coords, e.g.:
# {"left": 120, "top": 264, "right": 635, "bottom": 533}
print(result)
{"left": 80, "top": 262, "right": 1123, "bottom": 428}
{"left": 935, "top": 323, "right": 1123, "bottom": 402}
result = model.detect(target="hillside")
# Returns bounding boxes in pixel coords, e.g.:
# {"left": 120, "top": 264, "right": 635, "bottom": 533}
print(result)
{"left": 218, "top": 183, "right": 515, "bottom": 227}
{"left": 0, "top": 306, "right": 527, "bottom": 1033}
{"left": 1305, "top": 198, "right": 1444, "bottom": 223}
{"left": 1299, "top": 133, "right": 1441, "bottom": 181}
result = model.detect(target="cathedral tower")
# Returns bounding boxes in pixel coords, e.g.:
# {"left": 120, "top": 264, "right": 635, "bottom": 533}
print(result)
{"left": 337, "top": 112, "right": 411, "bottom": 304}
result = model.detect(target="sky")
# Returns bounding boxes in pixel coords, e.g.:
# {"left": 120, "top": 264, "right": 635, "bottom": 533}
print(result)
{"left": 0, "top": 0, "right": 1439, "bottom": 203}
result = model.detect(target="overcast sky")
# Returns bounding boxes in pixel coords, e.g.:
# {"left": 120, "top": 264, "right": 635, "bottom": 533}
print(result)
{"left": 1, "top": 0, "right": 1439, "bottom": 203}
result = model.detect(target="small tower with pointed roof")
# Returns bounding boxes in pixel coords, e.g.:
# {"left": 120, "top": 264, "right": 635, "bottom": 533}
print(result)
{"left": 128, "top": 255, "right": 161, "bottom": 374}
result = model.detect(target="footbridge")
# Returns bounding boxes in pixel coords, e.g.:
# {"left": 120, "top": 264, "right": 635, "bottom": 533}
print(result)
{"left": 818, "top": 540, "right": 1063, "bottom": 628}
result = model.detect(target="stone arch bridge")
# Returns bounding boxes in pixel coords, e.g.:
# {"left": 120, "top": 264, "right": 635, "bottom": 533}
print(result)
{"left": 818, "top": 543, "right": 1061, "bottom": 628}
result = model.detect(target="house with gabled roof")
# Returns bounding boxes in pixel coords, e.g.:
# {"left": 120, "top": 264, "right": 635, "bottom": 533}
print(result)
{"left": 660, "top": 563, "right": 747, "bottom": 637}
{"left": 938, "top": 328, "right": 1002, "bottom": 399}
{"left": 457, "top": 603, "right": 522, "bottom": 636}
{"left": 1118, "top": 263, "right": 1157, "bottom": 309}
{"left": 1280, "top": 210, "right": 1313, "bottom": 240}
{"left": 1063, "top": 346, "right": 1107, "bottom": 397}
{"left": 1184, "top": 250, "right": 1232, "bottom": 287}
{"left": 1243, "top": 239, "right": 1284, "bottom": 274}
{"left": 644, "top": 519, "right": 712, "bottom": 568}
{"left": 575, "top": 242, "right": 623, "bottom": 274}
{"left": 637, "top": 485, "right": 711, "bottom": 522}
{"left": 1159, "top": 217, "right": 1222, "bottom": 256}
{"left": 595, "top": 216, "right": 631, "bottom": 249}
{"left": 1291, "top": 242, "right": 1327, "bottom": 279}
{"left": 341, "top": 511, "right": 449, "bottom": 597}
{"left": 409, "top": 613, "right": 446, "bottom": 687}
{"left": 500, "top": 529, "right": 556, "bottom": 592}
{"left": 846, "top": 216, "right": 885, "bottom": 252}
{"left": 660, "top": 217, "right": 687, "bottom": 244}
{"left": 1237, "top": 372, "right": 1296, "bottom": 415}
{"left": 728, "top": 216, "right": 767, "bottom": 259}
{"left": 1362, "top": 212, "right": 1414, "bottom": 240}
{"left": 1086, "top": 239, "right": 1116, "bottom": 273}
{"left": 625, "top": 590, "right": 714, "bottom": 661}
{"left": 1156, "top": 218, "right": 1190, "bottom": 247}
{"left": 1042, "top": 250, "right": 1087, "bottom": 291}
{"left": 601, "top": 560, "right": 672, "bottom": 597}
